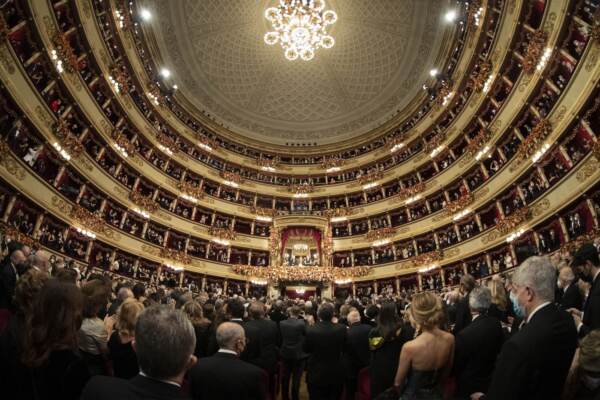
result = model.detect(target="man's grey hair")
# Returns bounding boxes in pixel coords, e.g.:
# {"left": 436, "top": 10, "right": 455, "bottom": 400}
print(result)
{"left": 117, "top": 286, "right": 133, "bottom": 301}
{"left": 469, "top": 286, "right": 492, "bottom": 313}
{"left": 559, "top": 266, "right": 575, "bottom": 284}
{"left": 216, "top": 322, "right": 244, "bottom": 350}
{"left": 135, "top": 305, "right": 195, "bottom": 380}
{"left": 513, "top": 256, "right": 557, "bottom": 302}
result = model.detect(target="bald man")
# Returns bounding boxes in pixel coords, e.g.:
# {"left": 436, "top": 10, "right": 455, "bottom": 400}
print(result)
{"left": 189, "top": 322, "right": 267, "bottom": 400}
{"left": 343, "top": 310, "right": 372, "bottom": 400}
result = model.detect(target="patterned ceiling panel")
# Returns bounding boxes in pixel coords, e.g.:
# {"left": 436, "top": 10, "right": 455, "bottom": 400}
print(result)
{"left": 147, "top": 0, "right": 448, "bottom": 145}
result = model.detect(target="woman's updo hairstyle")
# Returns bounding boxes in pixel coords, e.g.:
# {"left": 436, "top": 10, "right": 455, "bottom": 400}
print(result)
{"left": 410, "top": 292, "right": 444, "bottom": 331}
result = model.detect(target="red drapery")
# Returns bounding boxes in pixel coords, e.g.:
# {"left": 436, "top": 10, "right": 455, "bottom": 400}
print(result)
{"left": 280, "top": 227, "right": 322, "bottom": 259}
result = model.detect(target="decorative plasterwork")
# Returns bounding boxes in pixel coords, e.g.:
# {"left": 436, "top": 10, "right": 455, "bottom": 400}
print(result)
{"left": 146, "top": 0, "right": 448, "bottom": 145}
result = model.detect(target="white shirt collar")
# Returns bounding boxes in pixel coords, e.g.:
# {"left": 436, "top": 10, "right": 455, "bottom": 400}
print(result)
{"left": 594, "top": 269, "right": 600, "bottom": 282}
{"left": 526, "top": 302, "right": 551, "bottom": 323}
{"left": 139, "top": 371, "right": 181, "bottom": 388}
{"left": 218, "top": 349, "right": 238, "bottom": 356}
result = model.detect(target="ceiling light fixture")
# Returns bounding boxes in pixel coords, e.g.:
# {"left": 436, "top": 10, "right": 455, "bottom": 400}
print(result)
{"left": 140, "top": 8, "right": 152, "bottom": 21}
{"left": 429, "top": 68, "right": 439, "bottom": 77}
{"left": 444, "top": 10, "right": 458, "bottom": 23}
{"left": 159, "top": 68, "right": 171, "bottom": 78}
{"left": 264, "top": 0, "right": 337, "bottom": 61}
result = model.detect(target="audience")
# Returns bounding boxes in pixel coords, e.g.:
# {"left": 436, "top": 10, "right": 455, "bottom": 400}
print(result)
{"left": 343, "top": 309, "right": 371, "bottom": 400}
{"left": 82, "top": 305, "right": 197, "bottom": 399}
{"left": 279, "top": 305, "right": 307, "bottom": 400}
{"left": 304, "top": 302, "right": 347, "bottom": 400}
{"left": 393, "top": 292, "right": 454, "bottom": 399}
{"left": 189, "top": 321, "right": 267, "bottom": 400}
{"left": 474, "top": 256, "right": 578, "bottom": 400}
{"left": 453, "top": 274, "right": 477, "bottom": 334}
{"left": 107, "top": 297, "right": 144, "bottom": 379}
{"left": 1, "top": 235, "right": 600, "bottom": 400}
{"left": 569, "top": 243, "right": 600, "bottom": 337}
{"left": 368, "top": 301, "right": 413, "bottom": 398}
{"left": 23, "top": 280, "right": 90, "bottom": 400}
{"left": 452, "top": 286, "right": 503, "bottom": 399}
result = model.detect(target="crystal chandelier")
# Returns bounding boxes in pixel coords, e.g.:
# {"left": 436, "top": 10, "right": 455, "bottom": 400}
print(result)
{"left": 264, "top": 0, "right": 337, "bottom": 61}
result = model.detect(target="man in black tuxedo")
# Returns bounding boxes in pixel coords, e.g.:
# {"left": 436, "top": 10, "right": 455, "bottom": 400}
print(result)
{"left": 343, "top": 309, "right": 371, "bottom": 400}
{"left": 570, "top": 243, "right": 600, "bottom": 337}
{"left": 279, "top": 305, "right": 307, "bottom": 400}
{"left": 556, "top": 266, "right": 583, "bottom": 310}
{"left": 207, "top": 297, "right": 246, "bottom": 355}
{"left": 189, "top": 322, "right": 267, "bottom": 400}
{"left": 304, "top": 302, "right": 347, "bottom": 400}
{"left": 452, "top": 286, "right": 503, "bottom": 399}
{"left": 244, "top": 301, "right": 279, "bottom": 397}
{"left": 81, "top": 306, "right": 198, "bottom": 400}
{"left": 0, "top": 248, "right": 26, "bottom": 310}
{"left": 473, "top": 256, "right": 577, "bottom": 400}
{"left": 453, "top": 274, "right": 477, "bottom": 334}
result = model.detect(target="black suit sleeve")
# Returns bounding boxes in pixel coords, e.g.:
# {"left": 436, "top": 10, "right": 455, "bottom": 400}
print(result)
{"left": 581, "top": 291, "right": 600, "bottom": 336}
{"left": 486, "top": 340, "right": 528, "bottom": 400}
{"left": 452, "top": 332, "right": 469, "bottom": 377}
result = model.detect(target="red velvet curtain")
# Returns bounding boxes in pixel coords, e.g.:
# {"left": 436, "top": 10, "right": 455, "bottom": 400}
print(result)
{"left": 280, "top": 228, "right": 322, "bottom": 259}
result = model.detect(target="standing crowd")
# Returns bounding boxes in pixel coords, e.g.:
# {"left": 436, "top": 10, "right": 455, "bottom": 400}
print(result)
{"left": 0, "top": 238, "right": 599, "bottom": 400}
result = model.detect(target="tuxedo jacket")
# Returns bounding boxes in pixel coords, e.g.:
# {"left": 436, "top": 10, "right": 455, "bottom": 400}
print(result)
{"left": 486, "top": 303, "right": 577, "bottom": 400}
{"left": 188, "top": 352, "right": 267, "bottom": 400}
{"left": 303, "top": 321, "right": 347, "bottom": 386}
{"left": 581, "top": 273, "right": 600, "bottom": 337}
{"left": 343, "top": 322, "right": 372, "bottom": 377}
{"left": 279, "top": 317, "right": 307, "bottom": 361}
{"left": 243, "top": 319, "right": 279, "bottom": 373}
{"left": 558, "top": 283, "right": 583, "bottom": 311}
{"left": 81, "top": 374, "right": 189, "bottom": 400}
{"left": 453, "top": 314, "right": 504, "bottom": 397}
{"left": 453, "top": 292, "right": 472, "bottom": 334}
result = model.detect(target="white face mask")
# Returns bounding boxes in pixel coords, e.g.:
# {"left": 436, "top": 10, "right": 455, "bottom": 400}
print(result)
{"left": 582, "top": 373, "right": 600, "bottom": 390}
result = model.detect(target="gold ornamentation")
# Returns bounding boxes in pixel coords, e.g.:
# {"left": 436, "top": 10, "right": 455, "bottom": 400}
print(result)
{"left": 466, "top": 0, "right": 482, "bottom": 27}
{"left": 156, "top": 132, "right": 179, "bottom": 154}
{"left": 0, "top": 46, "right": 16, "bottom": 74}
{"left": 160, "top": 248, "right": 191, "bottom": 265}
{"left": 323, "top": 207, "right": 353, "bottom": 219}
{"left": 593, "top": 141, "right": 600, "bottom": 162}
{"left": 591, "top": 11, "right": 600, "bottom": 43}
{"left": 288, "top": 181, "right": 315, "bottom": 195}
{"left": 0, "top": 11, "right": 9, "bottom": 41}
{"left": 52, "top": 31, "right": 80, "bottom": 74}
{"left": 434, "top": 80, "right": 453, "bottom": 108}
{"left": 465, "top": 128, "right": 491, "bottom": 157}
{"left": 231, "top": 264, "right": 371, "bottom": 283}
{"left": 197, "top": 133, "right": 219, "bottom": 151}
{"left": 220, "top": 171, "right": 244, "bottom": 185}
{"left": 444, "top": 193, "right": 475, "bottom": 216}
{"left": 522, "top": 30, "right": 547, "bottom": 74}
{"left": 321, "top": 156, "right": 344, "bottom": 170}
{"left": 129, "top": 190, "right": 159, "bottom": 213}
{"left": 365, "top": 227, "right": 396, "bottom": 242}
{"left": 576, "top": 157, "right": 600, "bottom": 182}
{"left": 496, "top": 207, "right": 531, "bottom": 236}
{"left": 178, "top": 180, "right": 205, "bottom": 200}
{"left": 110, "top": 64, "right": 131, "bottom": 93}
{"left": 397, "top": 182, "right": 426, "bottom": 201}
{"left": 69, "top": 205, "right": 104, "bottom": 232}
{"left": 0, "top": 221, "right": 37, "bottom": 247}
{"left": 249, "top": 206, "right": 276, "bottom": 217}
{"left": 111, "top": 130, "right": 136, "bottom": 156}
{"left": 411, "top": 250, "right": 444, "bottom": 267}
{"left": 357, "top": 170, "right": 383, "bottom": 186}
{"left": 515, "top": 119, "right": 551, "bottom": 162}
{"left": 0, "top": 141, "right": 26, "bottom": 180}
{"left": 54, "top": 119, "right": 84, "bottom": 158}
{"left": 208, "top": 227, "right": 237, "bottom": 241}
{"left": 468, "top": 61, "right": 492, "bottom": 92}
{"left": 423, "top": 132, "right": 446, "bottom": 154}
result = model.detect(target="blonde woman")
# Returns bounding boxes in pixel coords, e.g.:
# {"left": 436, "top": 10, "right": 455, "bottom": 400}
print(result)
{"left": 107, "top": 298, "right": 144, "bottom": 378}
{"left": 487, "top": 279, "right": 509, "bottom": 323}
{"left": 182, "top": 301, "right": 212, "bottom": 358}
{"left": 392, "top": 292, "right": 454, "bottom": 399}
